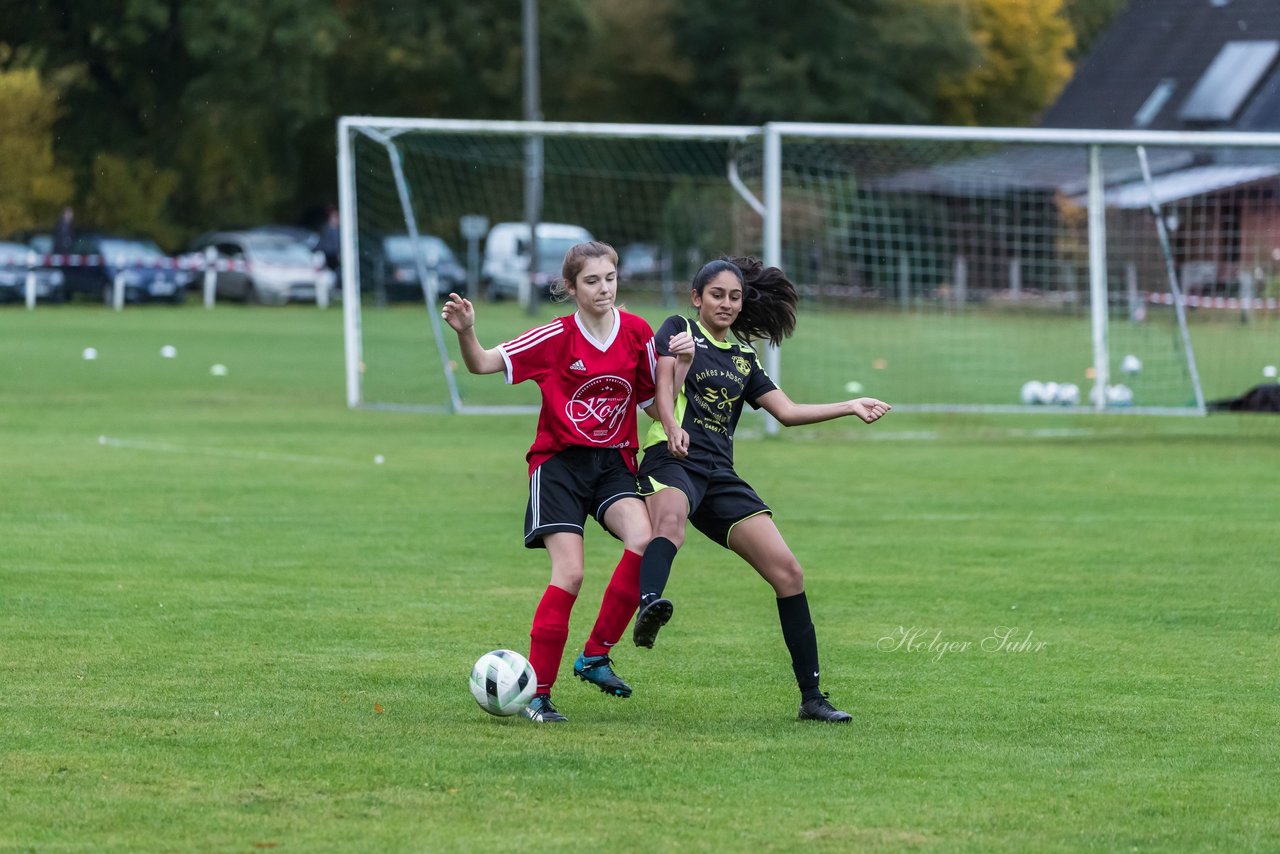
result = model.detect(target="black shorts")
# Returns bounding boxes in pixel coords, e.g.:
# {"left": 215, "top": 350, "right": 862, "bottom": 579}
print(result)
{"left": 524, "top": 447, "right": 642, "bottom": 549}
{"left": 637, "top": 445, "right": 771, "bottom": 548}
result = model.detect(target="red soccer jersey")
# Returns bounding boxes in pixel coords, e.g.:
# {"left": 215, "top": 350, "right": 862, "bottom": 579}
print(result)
{"left": 499, "top": 309, "right": 657, "bottom": 475}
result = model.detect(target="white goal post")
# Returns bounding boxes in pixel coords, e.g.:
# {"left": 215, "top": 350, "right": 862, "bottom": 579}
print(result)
{"left": 339, "top": 118, "right": 1280, "bottom": 417}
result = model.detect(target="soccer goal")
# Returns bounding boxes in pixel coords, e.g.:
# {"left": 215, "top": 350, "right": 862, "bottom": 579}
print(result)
{"left": 339, "top": 118, "right": 1280, "bottom": 416}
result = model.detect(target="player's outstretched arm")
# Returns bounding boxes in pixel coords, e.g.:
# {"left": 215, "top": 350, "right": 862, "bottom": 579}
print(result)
{"left": 441, "top": 293, "right": 504, "bottom": 375}
{"left": 757, "top": 388, "right": 891, "bottom": 428}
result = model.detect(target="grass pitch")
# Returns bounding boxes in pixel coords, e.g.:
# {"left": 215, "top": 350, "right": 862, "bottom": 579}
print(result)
{"left": 2, "top": 303, "right": 1278, "bottom": 851}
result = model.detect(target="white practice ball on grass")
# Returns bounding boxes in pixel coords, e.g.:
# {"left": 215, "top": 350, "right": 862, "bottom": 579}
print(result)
{"left": 210, "top": 364, "right": 228, "bottom": 377}
{"left": 160, "top": 345, "right": 177, "bottom": 359}
{"left": 1264, "top": 365, "right": 1277, "bottom": 379}
{"left": 469, "top": 649, "right": 537, "bottom": 717}
{"left": 82, "top": 347, "right": 98, "bottom": 361}
{"left": 374, "top": 455, "right": 385, "bottom": 465}
{"left": 1020, "top": 380, "right": 1046, "bottom": 405}
{"left": 843, "top": 380, "right": 864, "bottom": 395}
{"left": 1055, "top": 383, "right": 1081, "bottom": 406}
{"left": 1106, "top": 384, "right": 1134, "bottom": 406}
{"left": 1120, "top": 354, "right": 1142, "bottom": 374}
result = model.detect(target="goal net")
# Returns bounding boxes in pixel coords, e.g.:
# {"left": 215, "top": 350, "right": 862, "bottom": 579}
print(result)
{"left": 340, "top": 119, "right": 1280, "bottom": 415}
{"left": 339, "top": 119, "right": 762, "bottom": 413}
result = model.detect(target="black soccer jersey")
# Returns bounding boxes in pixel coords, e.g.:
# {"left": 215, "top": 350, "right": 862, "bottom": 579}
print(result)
{"left": 644, "top": 315, "right": 777, "bottom": 471}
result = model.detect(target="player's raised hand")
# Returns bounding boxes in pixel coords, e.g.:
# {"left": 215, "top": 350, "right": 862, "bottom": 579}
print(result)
{"left": 441, "top": 293, "right": 475, "bottom": 332}
{"left": 668, "top": 330, "right": 695, "bottom": 362}
{"left": 850, "top": 397, "right": 891, "bottom": 424}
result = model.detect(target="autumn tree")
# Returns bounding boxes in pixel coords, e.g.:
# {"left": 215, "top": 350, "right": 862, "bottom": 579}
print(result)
{"left": 939, "top": 0, "right": 1076, "bottom": 126}
{"left": 0, "top": 64, "right": 73, "bottom": 235}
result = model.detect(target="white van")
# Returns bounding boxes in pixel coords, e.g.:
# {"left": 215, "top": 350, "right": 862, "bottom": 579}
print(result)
{"left": 482, "top": 222, "right": 593, "bottom": 300}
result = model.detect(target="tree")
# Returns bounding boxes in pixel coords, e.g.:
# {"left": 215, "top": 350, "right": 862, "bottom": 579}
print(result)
{"left": 1, "top": 0, "right": 342, "bottom": 242}
{"left": 938, "top": 0, "right": 1076, "bottom": 126}
{"left": 1063, "top": 0, "right": 1127, "bottom": 61}
{"left": 670, "top": 0, "right": 978, "bottom": 124}
{"left": 83, "top": 153, "right": 181, "bottom": 248}
{"left": 0, "top": 65, "right": 73, "bottom": 235}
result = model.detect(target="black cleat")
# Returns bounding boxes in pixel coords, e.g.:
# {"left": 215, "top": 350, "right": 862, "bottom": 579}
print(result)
{"left": 573, "top": 653, "right": 632, "bottom": 698}
{"left": 523, "top": 693, "right": 568, "bottom": 723}
{"left": 632, "top": 597, "right": 674, "bottom": 649}
{"left": 798, "top": 693, "right": 853, "bottom": 723}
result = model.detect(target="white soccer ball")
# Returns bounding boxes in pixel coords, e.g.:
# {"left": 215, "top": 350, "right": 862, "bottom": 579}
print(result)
{"left": 1120, "top": 354, "right": 1142, "bottom": 374}
{"left": 82, "top": 347, "right": 98, "bottom": 361}
{"left": 1264, "top": 365, "right": 1277, "bottom": 379}
{"left": 1055, "top": 383, "right": 1081, "bottom": 406}
{"left": 469, "top": 649, "right": 537, "bottom": 717}
{"left": 1106, "top": 384, "right": 1134, "bottom": 406}
{"left": 210, "top": 363, "right": 228, "bottom": 376}
{"left": 1020, "top": 380, "right": 1047, "bottom": 405}
{"left": 160, "top": 345, "right": 177, "bottom": 359}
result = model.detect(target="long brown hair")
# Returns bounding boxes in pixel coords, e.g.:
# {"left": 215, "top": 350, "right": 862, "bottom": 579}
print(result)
{"left": 691, "top": 255, "right": 798, "bottom": 346}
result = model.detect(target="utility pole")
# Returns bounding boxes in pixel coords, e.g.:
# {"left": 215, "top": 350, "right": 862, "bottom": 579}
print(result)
{"left": 522, "top": 0, "right": 543, "bottom": 315}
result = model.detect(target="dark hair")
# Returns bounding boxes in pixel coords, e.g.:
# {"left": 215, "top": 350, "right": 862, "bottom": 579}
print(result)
{"left": 692, "top": 255, "right": 797, "bottom": 346}
{"left": 550, "top": 241, "right": 618, "bottom": 302}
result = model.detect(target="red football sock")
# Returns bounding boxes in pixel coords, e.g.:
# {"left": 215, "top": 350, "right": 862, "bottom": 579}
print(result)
{"left": 583, "top": 550, "right": 642, "bottom": 657}
{"left": 528, "top": 584, "right": 576, "bottom": 693}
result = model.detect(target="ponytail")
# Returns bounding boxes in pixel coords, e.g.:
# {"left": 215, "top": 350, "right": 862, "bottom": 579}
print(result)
{"left": 727, "top": 256, "right": 797, "bottom": 346}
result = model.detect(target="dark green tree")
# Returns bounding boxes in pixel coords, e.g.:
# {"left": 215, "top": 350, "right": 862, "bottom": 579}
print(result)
{"left": 669, "top": 0, "right": 978, "bottom": 124}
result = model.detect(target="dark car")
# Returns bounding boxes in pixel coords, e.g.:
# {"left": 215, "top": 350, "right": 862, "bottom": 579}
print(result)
{"left": 60, "top": 234, "right": 191, "bottom": 304}
{"left": 371, "top": 234, "right": 466, "bottom": 302}
{"left": 0, "top": 241, "right": 66, "bottom": 304}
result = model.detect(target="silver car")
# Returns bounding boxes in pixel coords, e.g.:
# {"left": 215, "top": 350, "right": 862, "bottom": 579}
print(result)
{"left": 189, "top": 231, "right": 334, "bottom": 305}
{"left": 0, "top": 241, "right": 66, "bottom": 304}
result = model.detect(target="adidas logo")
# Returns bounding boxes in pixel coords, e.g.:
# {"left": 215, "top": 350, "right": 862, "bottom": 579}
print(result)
{"left": 569, "top": 359, "right": 587, "bottom": 372}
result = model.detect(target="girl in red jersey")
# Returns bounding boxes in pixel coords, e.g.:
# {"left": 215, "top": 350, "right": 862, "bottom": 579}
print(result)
{"left": 442, "top": 241, "right": 691, "bottom": 723}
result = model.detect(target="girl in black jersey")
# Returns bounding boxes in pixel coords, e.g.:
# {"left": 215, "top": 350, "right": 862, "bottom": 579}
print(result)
{"left": 634, "top": 257, "right": 890, "bottom": 723}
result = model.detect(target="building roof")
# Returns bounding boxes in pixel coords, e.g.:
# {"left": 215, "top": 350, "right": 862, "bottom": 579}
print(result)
{"left": 1083, "top": 164, "right": 1280, "bottom": 208}
{"left": 1040, "top": 0, "right": 1280, "bottom": 131}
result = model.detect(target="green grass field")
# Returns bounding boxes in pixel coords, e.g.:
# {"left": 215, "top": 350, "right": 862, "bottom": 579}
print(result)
{"left": 3, "top": 304, "right": 1279, "bottom": 851}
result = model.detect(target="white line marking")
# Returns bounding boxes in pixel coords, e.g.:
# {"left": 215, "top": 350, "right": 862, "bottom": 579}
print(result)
{"left": 96, "top": 435, "right": 356, "bottom": 465}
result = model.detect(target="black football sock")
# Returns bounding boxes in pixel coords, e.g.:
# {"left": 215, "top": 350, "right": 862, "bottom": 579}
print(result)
{"left": 777, "top": 591, "right": 823, "bottom": 701}
{"left": 638, "top": 537, "right": 678, "bottom": 604}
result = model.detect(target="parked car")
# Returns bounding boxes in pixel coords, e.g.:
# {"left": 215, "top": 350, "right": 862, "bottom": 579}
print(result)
{"left": 619, "top": 242, "right": 664, "bottom": 280}
{"left": 0, "top": 241, "right": 66, "bottom": 304}
{"left": 188, "top": 231, "right": 333, "bottom": 305}
{"left": 10, "top": 231, "right": 54, "bottom": 256}
{"left": 250, "top": 224, "right": 321, "bottom": 251}
{"left": 482, "top": 222, "right": 593, "bottom": 300}
{"left": 371, "top": 234, "right": 467, "bottom": 302}
{"left": 60, "top": 234, "right": 190, "bottom": 304}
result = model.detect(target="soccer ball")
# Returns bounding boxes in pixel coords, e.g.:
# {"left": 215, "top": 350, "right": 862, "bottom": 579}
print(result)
{"left": 1106, "top": 384, "right": 1134, "bottom": 407}
{"left": 469, "top": 649, "right": 537, "bottom": 716}
{"left": 1020, "top": 380, "right": 1047, "bottom": 405}
{"left": 1055, "top": 383, "right": 1081, "bottom": 406}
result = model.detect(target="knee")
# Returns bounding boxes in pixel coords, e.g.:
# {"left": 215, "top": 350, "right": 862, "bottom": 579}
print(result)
{"left": 551, "top": 564, "right": 585, "bottom": 595}
{"left": 770, "top": 558, "right": 805, "bottom": 597}
{"left": 653, "top": 512, "right": 687, "bottom": 547}
{"left": 622, "top": 532, "right": 650, "bottom": 555}
{"left": 618, "top": 513, "right": 652, "bottom": 556}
